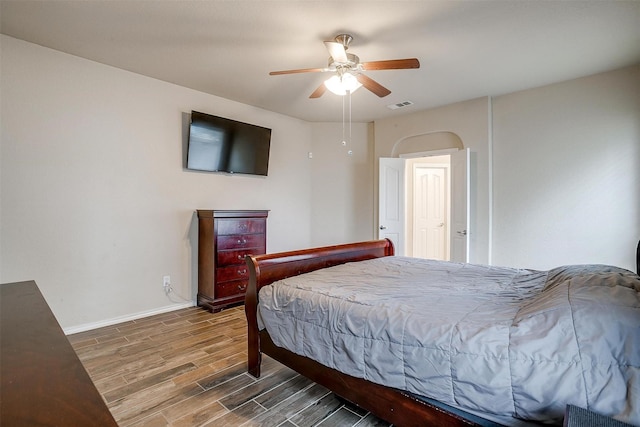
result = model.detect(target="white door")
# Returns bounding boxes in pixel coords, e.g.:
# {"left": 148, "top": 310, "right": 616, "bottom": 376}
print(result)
{"left": 378, "top": 158, "right": 406, "bottom": 255}
{"left": 450, "top": 148, "right": 470, "bottom": 262}
{"left": 414, "top": 166, "right": 448, "bottom": 260}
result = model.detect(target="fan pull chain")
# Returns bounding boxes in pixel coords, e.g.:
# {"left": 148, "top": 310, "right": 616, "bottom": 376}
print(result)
{"left": 348, "top": 91, "right": 353, "bottom": 156}
{"left": 340, "top": 89, "right": 354, "bottom": 156}
{"left": 341, "top": 93, "right": 346, "bottom": 147}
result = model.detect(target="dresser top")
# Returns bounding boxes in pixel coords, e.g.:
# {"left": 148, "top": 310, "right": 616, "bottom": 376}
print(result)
{"left": 197, "top": 210, "right": 269, "bottom": 219}
{"left": 1, "top": 281, "right": 118, "bottom": 426}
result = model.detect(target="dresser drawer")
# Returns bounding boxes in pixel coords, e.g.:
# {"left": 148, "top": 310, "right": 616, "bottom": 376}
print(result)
{"left": 217, "top": 248, "right": 263, "bottom": 266}
{"left": 217, "top": 234, "right": 265, "bottom": 251}
{"left": 216, "top": 219, "right": 266, "bottom": 235}
{"left": 216, "top": 264, "right": 250, "bottom": 283}
{"left": 215, "top": 279, "right": 248, "bottom": 298}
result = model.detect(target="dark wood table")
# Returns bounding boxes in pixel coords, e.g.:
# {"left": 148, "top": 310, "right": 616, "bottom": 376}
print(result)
{"left": 1, "top": 280, "right": 118, "bottom": 426}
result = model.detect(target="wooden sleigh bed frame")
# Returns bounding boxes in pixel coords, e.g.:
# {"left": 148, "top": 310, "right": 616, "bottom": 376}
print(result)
{"left": 244, "top": 239, "right": 497, "bottom": 427}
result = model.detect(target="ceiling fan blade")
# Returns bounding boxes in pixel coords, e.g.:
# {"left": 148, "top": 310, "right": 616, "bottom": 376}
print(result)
{"left": 356, "top": 74, "right": 391, "bottom": 97}
{"left": 269, "top": 67, "right": 325, "bottom": 75}
{"left": 324, "top": 41, "right": 348, "bottom": 63}
{"left": 361, "top": 58, "right": 420, "bottom": 71}
{"left": 309, "top": 83, "right": 326, "bottom": 99}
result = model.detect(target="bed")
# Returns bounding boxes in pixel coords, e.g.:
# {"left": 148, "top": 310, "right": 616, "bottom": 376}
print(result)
{"left": 244, "top": 239, "right": 640, "bottom": 426}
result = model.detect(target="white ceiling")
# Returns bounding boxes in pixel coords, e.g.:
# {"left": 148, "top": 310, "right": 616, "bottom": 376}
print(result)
{"left": 2, "top": 1, "right": 639, "bottom": 123}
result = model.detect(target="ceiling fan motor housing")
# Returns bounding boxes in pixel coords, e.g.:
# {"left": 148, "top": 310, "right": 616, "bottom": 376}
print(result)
{"left": 328, "top": 53, "right": 361, "bottom": 71}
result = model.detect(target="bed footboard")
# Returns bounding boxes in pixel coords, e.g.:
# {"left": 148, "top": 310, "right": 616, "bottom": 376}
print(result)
{"left": 244, "top": 239, "right": 394, "bottom": 377}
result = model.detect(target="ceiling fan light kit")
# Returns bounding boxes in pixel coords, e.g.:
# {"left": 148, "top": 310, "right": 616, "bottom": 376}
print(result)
{"left": 269, "top": 34, "right": 420, "bottom": 99}
{"left": 324, "top": 72, "right": 362, "bottom": 95}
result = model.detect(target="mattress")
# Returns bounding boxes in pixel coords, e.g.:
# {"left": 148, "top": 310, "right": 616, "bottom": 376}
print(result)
{"left": 257, "top": 256, "right": 640, "bottom": 426}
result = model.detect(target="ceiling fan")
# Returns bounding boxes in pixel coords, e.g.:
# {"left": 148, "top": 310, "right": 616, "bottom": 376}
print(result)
{"left": 269, "top": 34, "right": 420, "bottom": 98}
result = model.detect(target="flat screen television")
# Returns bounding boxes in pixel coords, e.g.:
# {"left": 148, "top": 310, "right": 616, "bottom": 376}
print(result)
{"left": 186, "top": 110, "right": 271, "bottom": 176}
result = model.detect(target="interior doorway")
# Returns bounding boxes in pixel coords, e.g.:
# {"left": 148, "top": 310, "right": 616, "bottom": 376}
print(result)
{"left": 379, "top": 148, "right": 468, "bottom": 262}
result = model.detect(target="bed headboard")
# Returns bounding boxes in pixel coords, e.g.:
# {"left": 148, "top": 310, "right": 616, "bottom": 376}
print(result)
{"left": 246, "top": 238, "right": 395, "bottom": 293}
{"left": 636, "top": 239, "right": 639, "bottom": 275}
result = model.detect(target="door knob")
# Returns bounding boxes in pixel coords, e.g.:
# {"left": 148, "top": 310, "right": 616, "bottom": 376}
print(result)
{"left": 457, "top": 230, "right": 467, "bottom": 236}
{"left": 379, "top": 225, "right": 387, "bottom": 230}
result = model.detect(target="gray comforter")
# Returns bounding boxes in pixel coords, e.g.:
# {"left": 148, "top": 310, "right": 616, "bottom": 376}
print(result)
{"left": 257, "top": 256, "right": 640, "bottom": 425}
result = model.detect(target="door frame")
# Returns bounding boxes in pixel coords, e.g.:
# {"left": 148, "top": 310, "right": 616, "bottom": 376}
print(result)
{"left": 378, "top": 148, "right": 468, "bottom": 260}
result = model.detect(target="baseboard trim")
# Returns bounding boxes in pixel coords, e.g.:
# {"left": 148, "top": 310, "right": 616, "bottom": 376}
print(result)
{"left": 63, "top": 302, "right": 195, "bottom": 335}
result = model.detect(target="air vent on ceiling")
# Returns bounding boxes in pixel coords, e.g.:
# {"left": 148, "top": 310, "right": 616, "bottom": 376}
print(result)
{"left": 387, "top": 100, "right": 414, "bottom": 110}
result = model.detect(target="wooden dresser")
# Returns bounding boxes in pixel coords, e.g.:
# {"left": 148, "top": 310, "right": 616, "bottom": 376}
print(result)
{"left": 1, "top": 281, "right": 118, "bottom": 426}
{"left": 197, "top": 209, "right": 268, "bottom": 312}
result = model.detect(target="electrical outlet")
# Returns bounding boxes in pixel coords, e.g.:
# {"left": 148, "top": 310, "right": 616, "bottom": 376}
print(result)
{"left": 163, "top": 275, "right": 171, "bottom": 288}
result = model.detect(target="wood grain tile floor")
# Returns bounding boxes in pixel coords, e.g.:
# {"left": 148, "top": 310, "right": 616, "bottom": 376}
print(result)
{"left": 69, "top": 306, "right": 391, "bottom": 427}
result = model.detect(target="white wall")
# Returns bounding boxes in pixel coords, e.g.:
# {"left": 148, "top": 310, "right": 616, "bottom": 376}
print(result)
{"left": 0, "top": 35, "right": 315, "bottom": 329}
{"left": 2, "top": 35, "right": 637, "bottom": 332}
{"left": 373, "top": 66, "right": 639, "bottom": 272}
{"left": 309, "top": 122, "right": 374, "bottom": 247}
{"left": 492, "top": 65, "right": 640, "bottom": 270}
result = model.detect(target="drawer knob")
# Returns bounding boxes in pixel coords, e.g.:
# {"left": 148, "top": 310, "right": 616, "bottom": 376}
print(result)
{"left": 237, "top": 239, "right": 248, "bottom": 244}
{"left": 238, "top": 269, "right": 247, "bottom": 275}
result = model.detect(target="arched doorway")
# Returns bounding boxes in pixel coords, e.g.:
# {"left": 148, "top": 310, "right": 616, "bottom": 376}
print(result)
{"left": 378, "top": 132, "right": 469, "bottom": 261}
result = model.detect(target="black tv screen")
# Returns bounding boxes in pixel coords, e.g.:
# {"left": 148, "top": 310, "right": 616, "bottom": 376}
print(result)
{"left": 187, "top": 111, "right": 271, "bottom": 176}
